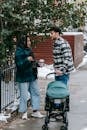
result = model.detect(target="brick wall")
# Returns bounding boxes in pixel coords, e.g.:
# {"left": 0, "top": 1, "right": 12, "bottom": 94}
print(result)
{"left": 32, "top": 37, "right": 53, "bottom": 64}
{"left": 32, "top": 33, "right": 84, "bottom": 67}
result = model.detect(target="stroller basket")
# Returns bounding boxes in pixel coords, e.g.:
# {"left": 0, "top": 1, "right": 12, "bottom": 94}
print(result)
{"left": 46, "top": 81, "right": 69, "bottom": 99}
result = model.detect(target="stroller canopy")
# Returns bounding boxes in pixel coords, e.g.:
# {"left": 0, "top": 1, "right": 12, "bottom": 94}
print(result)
{"left": 46, "top": 81, "right": 69, "bottom": 99}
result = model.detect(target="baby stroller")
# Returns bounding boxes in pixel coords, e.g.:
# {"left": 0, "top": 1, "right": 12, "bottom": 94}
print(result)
{"left": 42, "top": 74, "right": 70, "bottom": 130}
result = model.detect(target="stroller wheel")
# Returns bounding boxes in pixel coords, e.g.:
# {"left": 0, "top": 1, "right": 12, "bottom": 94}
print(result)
{"left": 42, "top": 124, "right": 49, "bottom": 130}
{"left": 60, "top": 125, "right": 68, "bottom": 130}
{"left": 65, "top": 96, "right": 70, "bottom": 111}
{"left": 63, "top": 112, "right": 68, "bottom": 124}
{"left": 45, "top": 116, "right": 50, "bottom": 124}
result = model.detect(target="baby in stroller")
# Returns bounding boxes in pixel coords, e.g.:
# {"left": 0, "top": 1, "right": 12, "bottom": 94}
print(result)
{"left": 42, "top": 77, "right": 70, "bottom": 130}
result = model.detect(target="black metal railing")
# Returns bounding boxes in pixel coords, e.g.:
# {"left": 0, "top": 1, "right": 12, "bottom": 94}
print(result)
{"left": 0, "top": 65, "right": 19, "bottom": 112}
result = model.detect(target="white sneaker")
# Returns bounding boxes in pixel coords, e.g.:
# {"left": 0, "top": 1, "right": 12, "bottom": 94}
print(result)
{"left": 31, "top": 111, "right": 45, "bottom": 118}
{"left": 22, "top": 112, "right": 28, "bottom": 120}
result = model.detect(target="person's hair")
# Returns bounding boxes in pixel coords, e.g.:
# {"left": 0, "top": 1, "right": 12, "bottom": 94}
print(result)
{"left": 49, "top": 26, "right": 62, "bottom": 34}
{"left": 17, "top": 35, "right": 30, "bottom": 48}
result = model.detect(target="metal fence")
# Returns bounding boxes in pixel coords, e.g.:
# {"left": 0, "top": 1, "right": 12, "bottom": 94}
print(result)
{"left": 0, "top": 65, "right": 19, "bottom": 113}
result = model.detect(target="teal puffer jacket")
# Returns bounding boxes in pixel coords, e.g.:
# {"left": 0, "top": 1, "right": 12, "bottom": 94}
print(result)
{"left": 15, "top": 47, "right": 37, "bottom": 83}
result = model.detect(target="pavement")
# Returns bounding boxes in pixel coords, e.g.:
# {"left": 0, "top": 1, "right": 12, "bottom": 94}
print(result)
{"left": 1, "top": 63, "right": 87, "bottom": 130}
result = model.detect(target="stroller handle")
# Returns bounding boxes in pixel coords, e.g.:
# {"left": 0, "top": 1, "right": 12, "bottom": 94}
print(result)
{"left": 46, "top": 72, "right": 56, "bottom": 79}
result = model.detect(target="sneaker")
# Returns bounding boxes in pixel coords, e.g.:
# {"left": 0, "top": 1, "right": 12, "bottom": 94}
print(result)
{"left": 31, "top": 111, "right": 45, "bottom": 118}
{"left": 22, "top": 112, "right": 28, "bottom": 120}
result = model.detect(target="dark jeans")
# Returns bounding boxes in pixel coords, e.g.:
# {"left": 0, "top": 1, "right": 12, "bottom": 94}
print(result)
{"left": 55, "top": 74, "right": 70, "bottom": 85}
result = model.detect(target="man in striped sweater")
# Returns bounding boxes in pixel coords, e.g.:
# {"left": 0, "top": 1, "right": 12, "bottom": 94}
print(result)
{"left": 49, "top": 26, "right": 75, "bottom": 85}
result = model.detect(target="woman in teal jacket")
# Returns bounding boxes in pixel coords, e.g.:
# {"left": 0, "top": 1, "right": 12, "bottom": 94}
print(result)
{"left": 15, "top": 35, "right": 44, "bottom": 119}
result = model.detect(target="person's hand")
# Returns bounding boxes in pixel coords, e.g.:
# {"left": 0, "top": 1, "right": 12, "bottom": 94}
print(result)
{"left": 55, "top": 69, "right": 63, "bottom": 76}
{"left": 27, "top": 56, "right": 34, "bottom": 61}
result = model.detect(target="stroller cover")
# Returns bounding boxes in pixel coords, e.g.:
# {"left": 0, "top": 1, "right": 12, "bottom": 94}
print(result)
{"left": 46, "top": 81, "right": 69, "bottom": 99}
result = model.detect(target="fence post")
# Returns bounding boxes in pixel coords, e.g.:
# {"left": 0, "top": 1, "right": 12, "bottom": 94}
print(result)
{"left": 0, "top": 68, "right": 1, "bottom": 113}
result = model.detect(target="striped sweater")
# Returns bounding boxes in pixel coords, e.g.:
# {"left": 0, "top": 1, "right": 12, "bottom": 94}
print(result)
{"left": 53, "top": 37, "right": 75, "bottom": 74}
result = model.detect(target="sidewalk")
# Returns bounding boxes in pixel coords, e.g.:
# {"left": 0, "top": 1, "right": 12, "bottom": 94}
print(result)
{"left": 1, "top": 64, "right": 87, "bottom": 130}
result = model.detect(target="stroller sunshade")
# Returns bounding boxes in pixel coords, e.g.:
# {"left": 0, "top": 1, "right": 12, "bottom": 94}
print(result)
{"left": 46, "top": 81, "right": 69, "bottom": 99}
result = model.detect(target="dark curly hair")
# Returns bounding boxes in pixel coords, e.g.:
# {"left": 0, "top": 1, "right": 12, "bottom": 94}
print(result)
{"left": 49, "top": 26, "right": 62, "bottom": 34}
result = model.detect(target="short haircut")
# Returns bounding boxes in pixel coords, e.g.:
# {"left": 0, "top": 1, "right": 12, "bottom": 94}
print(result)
{"left": 49, "top": 26, "right": 62, "bottom": 34}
